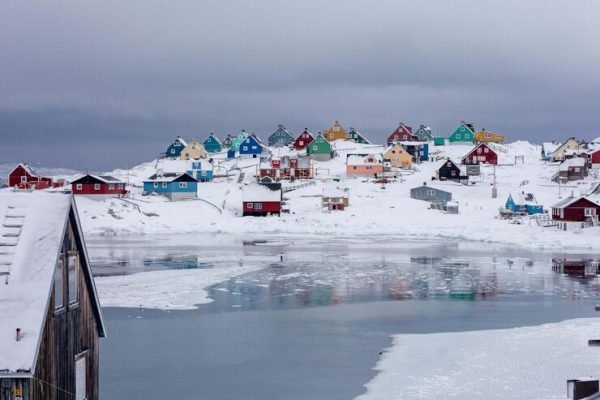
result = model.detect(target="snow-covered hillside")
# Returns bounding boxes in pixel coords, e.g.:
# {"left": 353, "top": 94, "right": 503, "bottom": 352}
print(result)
{"left": 12, "top": 140, "right": 600, "bottom": 250}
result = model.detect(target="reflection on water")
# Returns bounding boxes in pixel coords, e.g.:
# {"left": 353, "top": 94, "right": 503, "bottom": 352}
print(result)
{"left": 88, "top": 235, "right": 600, "bottom": 400}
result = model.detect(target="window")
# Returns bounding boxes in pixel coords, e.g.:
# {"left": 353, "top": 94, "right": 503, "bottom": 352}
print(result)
{"left": 477, "top": 148, "right": 482, "bottom": 154}
{"left": 451, "top": 170, "right": 457, "bottom": 176}
{"left": 201, "top": 171, "right": 206, "bottom": 176}
{"left": 153, "top": 182, "right": 158, "bottom": 188}
{"left": 585, "top": 208, "right": 596, "bottom": 216}
{"left": 179, "top": 182, "right": 188, "bottom": 189}
{"left": 465, "top": 134, "right": 471, "bottom": 139}
{"left": 299, "top": 141, "right": 304, "bottom": 146}
{"left": 118, "top": 184, "right": 123, "bottom": 189}
{"left": 247, "top": 203, "right": 254, "bottom": 209}
{"left": 75, "top": 354, "right": 87, "bottom": 400}
{"left": 456, "top": 134, "right": 461, "bottom": 139}
{"left": 162, "top": 182, "right": 167, "bottom": 188}
{"left": 171, "top": 149, "right": 176, "bottom": 154}
{"left": 76, "top": 184, "right": 82, "bottom": 190}
{"left": 460, "top": 126, "right": 465, "bottom": 131}
{"left": 252, "top": 146, "right": 257, "bottom": 150}
{"left": 255, "top": 203, "right": 262, "bottom": 210}
{"left": 108, "top": 184, "right": 114, "bottom": 190}
{"left": 484, "top": 148, "right": 489, "bottom": 153}
{"left": 242, "top": 146, "right": 248, "bottom": 151}
{"left": 312, "top": 145, "right": 318, "bottom": 151}
{"left": 21, "top": 176, "right": 27, "bottom": 183}
{"left": 94, "top": 184, "right": 100, "bottom": 190}
{"left": 575, "top": 168, "right": 581, "bottom": 173}
{"left": 353, "top": 166, "right": 357, "bottom": 170}
{"left": 54, "top": 255, "right": 64, "bottom": 310}
{"left": 68, "top": 252, "right": 79, "bottom": 305}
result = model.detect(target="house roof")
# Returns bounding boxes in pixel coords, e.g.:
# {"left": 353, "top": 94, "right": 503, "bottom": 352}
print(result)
{"left": 551, "top": 196, "right": 599, "bottom": 209}
{"left": 559, "top": 157, "right": 586, "bottom": 171}
{"left": 70, "top": 174, "right": 124, "bottom": 185}
{"left": 145, "top": 173, "right": 198, "bottom": 183}
{"left": 346, "top": 153, "right": 383, "bottom": 166}
{"left": 174, "top": 137, "right": 188, "bottom": 147}
{"left": 462, "top": 143, "right": 497, "bottom": 159}
{"left": 205, "top": 133, "right": 222, "bottom": 144}
{"left": 9, "top": 163, "right": 43, "bottom": 178}
{"left": 0, "top": 192, "right": 105, "bottom": 375}
{"left": 242, "top": 184, "right": 281, "bottom": 202}
{"left": 542, "top": 142, "right": 560, "bottom": 155}
{"left": 410, "top": 185, "right": 451, "bottom": 196}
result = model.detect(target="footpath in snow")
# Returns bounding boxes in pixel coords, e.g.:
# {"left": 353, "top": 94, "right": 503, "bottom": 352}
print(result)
{"left": 355, "top": 318, "right": 600, "bottom": 400}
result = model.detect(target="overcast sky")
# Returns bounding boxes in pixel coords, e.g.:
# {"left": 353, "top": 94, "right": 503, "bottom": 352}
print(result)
{"left": 1, "top": 0, "right": 599, "bottom": 170}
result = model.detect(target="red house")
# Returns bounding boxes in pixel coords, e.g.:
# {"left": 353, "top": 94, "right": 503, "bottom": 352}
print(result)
{"left": 552, "top": 196, "right": 600, "bottom": 230}
{"left": 292, "top": 129, "right": 315, "bottom": 150}
{"left": 258, "top": 155, "right": 313, "bottom": 181}
{"left": 8, "top": 163, "right": 54, "bottom": 189}
{"left": 461, "top": 143, "right": 498, "bottom": 165}
{"left": 588, "top": 148, "right": 600, "bottom": 167}
{"left": 70, "top": 175, "right": 127, "bottom": 197}
{"left": 387, "top": 122, "right": 417, "bottom": 145}
{"left": 242, "top": 184, "right": 282, "bottom": 216}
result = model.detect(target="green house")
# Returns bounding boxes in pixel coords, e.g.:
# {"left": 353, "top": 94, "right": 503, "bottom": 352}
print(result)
{"left": 448, "top": 122, "right": 475, "bottom": 143}
{"left": 306, "top": 133, "right": 333, "bottom": 161}
{"left": 203, "top": 133, "right": 222, "bottom": 153}
{"left": 434, "top": 137, "right": 446, "bottom": 146}
{"left": 230, "top": 130, "right": 248, "bottom": 151}
{"left": 348, "top": 127, "right": 371, "bottom": 144}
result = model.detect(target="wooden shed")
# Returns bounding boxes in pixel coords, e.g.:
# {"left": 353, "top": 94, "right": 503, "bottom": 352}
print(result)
{"left": 410, "top": 183, "right": 452, "bottom": 203}
{"left": 242, "top": 184, "right": 282, "bottom": 216}
{"left": 70, "top": 175, "right": 127, "bottom": 197}
{"left": 8, "top": 164, "right": 55, "bottom": 190}
{"left": 322, "top": 187, "right": 349, "bottom": 211}
{"left": 0, "top": 192, "right": 106, "bottom": 400}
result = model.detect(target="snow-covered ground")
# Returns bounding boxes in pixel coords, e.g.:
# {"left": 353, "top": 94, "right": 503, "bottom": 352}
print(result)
{"left": 65, "top": 140, "right": 600, "bottom": 250}
{"left": 356, "top": 318, "right": 600, "bottom": 400}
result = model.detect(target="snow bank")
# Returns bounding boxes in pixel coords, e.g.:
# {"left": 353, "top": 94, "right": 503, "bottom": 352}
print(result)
{"left": 356, "top": 318, "right": 600, "bottom": 400}
{"left": 95, "top": 264, "right": 263, "bottom": 310}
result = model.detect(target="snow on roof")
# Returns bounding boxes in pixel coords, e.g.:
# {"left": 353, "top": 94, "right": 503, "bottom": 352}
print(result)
{"left": 145, "top": 172, "right": 195, "bottom": 182}
{"left": 0, "top": 192, "right": 71, "bottom": 374}
{"left": 242, "top": 184, "right": 281, "bottom": 202}
{"left": 559, "top": 157, "right": 586, "bottom": 171}
{"left": 175, "top": 137, "right": 188, "bottom": 147}
{"left": 551, "top": 196, "right": 597, "bottom": 209}
{"left": 542, "top": 142, "right": 560, "bottom": 154}
{"left": 346, "top": 154, "right": 383, "bottom": 166}
{"left": 323, "top": 187, "right": 348, "bottom": 198}
{"left": 97, "top": 175, "right": 122, "bottom": 183}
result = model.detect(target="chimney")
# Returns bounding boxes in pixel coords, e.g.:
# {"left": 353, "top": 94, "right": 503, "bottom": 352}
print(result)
{"left": 423, "top": 182, "right": 427, "bottom": 186}
{"left": 16, "top": 328, "right": 21, "bottom": 342}
{"left": 278, "top": 124, "right": 283, "bottom": 128}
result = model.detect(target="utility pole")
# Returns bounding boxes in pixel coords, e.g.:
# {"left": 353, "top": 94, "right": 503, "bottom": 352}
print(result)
{"left": 492, "top": 164, "right": 497, "bottom": 198}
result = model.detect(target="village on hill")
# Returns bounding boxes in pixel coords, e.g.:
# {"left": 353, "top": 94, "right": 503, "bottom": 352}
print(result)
{"left": 4, "top": 120, "right": 600, "bottom": 250}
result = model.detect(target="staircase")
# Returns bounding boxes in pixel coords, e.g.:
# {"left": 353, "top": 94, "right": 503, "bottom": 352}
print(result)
{"left": 0, "top": 205, "right": 26, "bottom": 284}
{"left": 237, "top": 172, "right": 245, "bottom": 183}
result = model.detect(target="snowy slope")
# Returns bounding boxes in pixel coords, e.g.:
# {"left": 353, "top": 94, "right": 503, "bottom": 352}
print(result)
{"left": 26, "top": 140, "right": 600, "bottom": 250}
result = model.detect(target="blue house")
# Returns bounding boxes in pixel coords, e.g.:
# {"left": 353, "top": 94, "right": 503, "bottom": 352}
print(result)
{"left": 505, "top": 193, "right": 544, "bottom": 215}
{"left": 165, "top": 136, "right": 188, "bottom": 158}
{"left": 402, "top": 142, "right": 429, "bottom": 162}
{"left": 187, "top": 161, "right": 214, "bottom": 182}
{"left": 239, "top": 134, "right": 267, "bottom": 158}
{"left": 143, "top": 173, "right": 198, "bottom": 200}
{"left": 203, "top": 133, "right": 222, "bottom": 153}
{"left": 268, "top": 124, "right": 294, "bottom": 147}
{"left": 227, "top": 149, "right": 237, "bottom": 159}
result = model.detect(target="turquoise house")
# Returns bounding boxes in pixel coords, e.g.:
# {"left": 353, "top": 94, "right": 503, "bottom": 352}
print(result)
{"left": 505, "top": 193, "right": 544, "bottom": 215}
{"left": 230, "top": 130, "right": 248, "bottom": 151}
{"left": 448, "top": 122, "right": 475, "bottom": 144}
{"left": 187, "top": 161, "right": 214, "bottom": 182}
{"left": 143, "top": 173, "right": 198, "bottom": 200}
{"left": 165, "top": 136, "right": 188, "bottom": 158}
{"left": 268, "top": 125, "right": 294, "bottom": 147}
{"left": 203, "top": 133, "right": 222, "bottom": 153}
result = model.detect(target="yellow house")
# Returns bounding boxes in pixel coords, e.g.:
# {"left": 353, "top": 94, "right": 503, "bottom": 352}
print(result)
{"left": 323, "top": 121, "right": 347, "bottom": 142}
{"left": 474, "top": 129, "right": 505, "bottom": 144}
{"left": 384, "top": 144, "right": 413, "bottom": 169}
{"left": 180, "top": 139, "right": 207, "bottom": 160}
{"left": 551, "top": 137, "right": 581, "bottom": 161}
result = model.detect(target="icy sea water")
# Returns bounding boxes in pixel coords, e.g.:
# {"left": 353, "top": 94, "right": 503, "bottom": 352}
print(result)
{"left": 89, "top": 235, "right": 600, "bottom": 400}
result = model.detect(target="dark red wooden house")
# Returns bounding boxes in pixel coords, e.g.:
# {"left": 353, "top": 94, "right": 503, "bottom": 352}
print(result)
{"left": 242, "top": 184, "right": 282, "bottom": 216}
{"left": 258, "top": 155, "right": 312, "bottom": 180}
{"left": 551, "top": 196, "right": 600, "bottom": 230}
{"left": 292, "top": 129, "right": 315, "bottom": 150}
{"left": 8, "top": 163, "right": 54, "bottom": 189}
{"left": 588, "top": 148, "right": 600, "bottom": 167}
{"left": 387, "top": 123, "right": 417, "bottom": 145}
{"left": 461, "top": 143, "right": 498, "bottom": 165}
{"left": 70, "top": 175, "right": 127, "bottom": 196}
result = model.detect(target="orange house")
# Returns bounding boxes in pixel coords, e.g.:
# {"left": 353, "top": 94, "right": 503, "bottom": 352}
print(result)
{"left": 474, "top": 129, "right": 505, "bottom": 144}
{"left": 346, "top": 153, "right": 385, "bottom": 176}
{"left": 323, "top": 121, "right": 348, "bottom": 141}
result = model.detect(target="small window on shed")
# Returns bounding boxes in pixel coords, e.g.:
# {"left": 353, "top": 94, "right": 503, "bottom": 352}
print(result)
{"left": 247, "top": 202, "right": 253, "bottom": 209}
{"left": 94, "top": 184, "right": 100, "bottom": 190}
{"left": 54, "top": 254, "right": 65, "bottom": 310}
{"left": 75, "top": 354, "right": 87, "bottom": 400}
{"left": 255, "top": 203, "right": 262, "bottom": 210}
{"left": 313, "top": 145, "right": 318, "bottom": 151}
{"left": 76, "top": 184, "right": 82, "bottom": 190}
{"left": 179, "top": 182, "right": 188, "bottom": 189}
{"left": 21, "top": 176, "right": 27, "bottom": 183}
{"left": 68, "top": 252, "right": 79, "bottom": 305}
{"left": 162, "top": 182, "right": 167, "bottom": 188}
